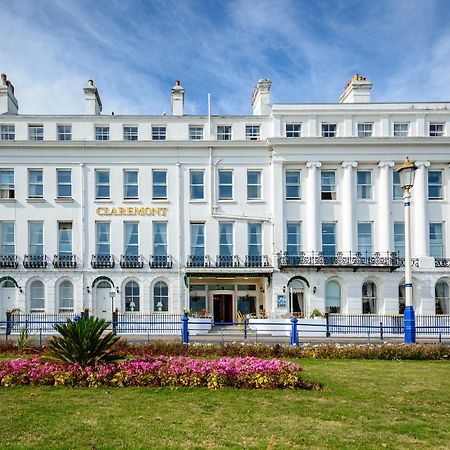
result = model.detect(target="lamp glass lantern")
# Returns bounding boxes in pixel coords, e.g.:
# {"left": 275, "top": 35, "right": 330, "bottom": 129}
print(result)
{"left": 396, "top": 157, "right": 417, "bottom": 190}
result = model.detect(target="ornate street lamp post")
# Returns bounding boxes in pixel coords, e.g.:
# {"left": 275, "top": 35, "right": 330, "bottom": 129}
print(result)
{"left": 396, "top": 157, "right": 418, "bottom": 344}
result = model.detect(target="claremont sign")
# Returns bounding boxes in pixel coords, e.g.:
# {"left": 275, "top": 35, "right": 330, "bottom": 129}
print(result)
{"left": 95, "top": 206, "right": 167, "bottom": 216}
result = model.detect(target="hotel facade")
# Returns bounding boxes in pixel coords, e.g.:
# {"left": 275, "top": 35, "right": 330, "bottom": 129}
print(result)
{"left": 0, "top": 73, "right": 449, "bottom": 323}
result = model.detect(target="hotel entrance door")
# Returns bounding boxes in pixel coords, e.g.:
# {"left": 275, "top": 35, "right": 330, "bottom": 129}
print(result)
{"left": 213, "top": 294, "right": 233, "bottom": 323}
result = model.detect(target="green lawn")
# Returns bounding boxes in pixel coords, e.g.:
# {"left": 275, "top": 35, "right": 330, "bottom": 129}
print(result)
{"left": 0, "top": 359, "right": 449, "bottom": 449}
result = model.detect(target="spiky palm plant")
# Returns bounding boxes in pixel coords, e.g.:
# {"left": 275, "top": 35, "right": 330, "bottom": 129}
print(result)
{"left": 46, "top": 317, "right": 121, "bottom": 367}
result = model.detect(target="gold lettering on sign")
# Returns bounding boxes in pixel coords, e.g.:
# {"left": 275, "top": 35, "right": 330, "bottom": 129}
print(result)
{"left": 95, "top": 205, "right": 168, "bottom": 216}
{"left": 118, "top": 207, "right": 126, "bottom": 215}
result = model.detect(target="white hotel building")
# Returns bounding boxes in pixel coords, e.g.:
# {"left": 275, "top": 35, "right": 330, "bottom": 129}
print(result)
{"left": 0, "top": 73, "right": 449, "bottom": 322}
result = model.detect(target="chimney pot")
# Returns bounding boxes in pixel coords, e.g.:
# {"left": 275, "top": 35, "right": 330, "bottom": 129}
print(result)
{"left": 0, "top": 73, "right": 18, "bottom": 114}
{"left": 171, "top": 80, "right": 185, "bottom": 116}
{"left": 83, "top": 79, "right": 102, "bottom": 114}
{"left": 339, "top": 73, "right": 372, "bottom": 104}
{"left": 251, "top": 78, "right": 272, "bottom": 115}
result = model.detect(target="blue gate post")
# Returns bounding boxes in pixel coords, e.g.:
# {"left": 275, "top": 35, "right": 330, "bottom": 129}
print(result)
{"left": 181, "top": 315, "right": 189, "bottom": 344}
{"left": 290, "top": 317, "right": 298, "bottom": 346}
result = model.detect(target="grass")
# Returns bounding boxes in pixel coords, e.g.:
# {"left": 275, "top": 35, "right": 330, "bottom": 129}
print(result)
{"left": 0, "top": 359, "right": 449, "bottom": 449}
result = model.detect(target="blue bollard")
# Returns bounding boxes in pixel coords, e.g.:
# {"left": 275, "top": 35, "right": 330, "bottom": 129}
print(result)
{"left": 404, "top": 305, "right": 416, "bottom": 344}
{"left": 181, "top": 315, "right": 189, "bottom": 344}
{"left": 290, "top": 317, "right": 298, "bottom": 346}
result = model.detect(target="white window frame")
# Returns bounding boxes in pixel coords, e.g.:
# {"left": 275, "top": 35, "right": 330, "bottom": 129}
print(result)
{"left": 28, "top": 169, "right": 44, "bottom": 199}
{"left": 1, "top": 125, "right": 15, "bottom": 140}
{"left": 28, "top": 221, "right": 44, "bottom": 256}
{"left": 190, "top": 170, "right": 205, "bottom": 201}
{"left": 217, "top": 125, "right": 232, "bottom": 141}
{"left": 57, "top": 169, "right": 72, "bottom": 198}
{"left": 58, "top": 222, "right": 73, "bottom": 256}
{"left": 218, "top": 169, "right": 233, "bottom": 200}
{"left": 429, "top": 222, "right": 444, "bottom": 259}
{"left": 123, "top": 169, "right": 139, "bottom": 200}
{"left": 96, "top": 221, "right": 111, "bottom": 255}
{"left": 393, "top": 122, "right": 409, "bottom": 137}
{"left": 189, "top": 126, "right": 204, "bottom": 140}
{"left": 152, "top": 126, "right": 166, "bottom": 140}
{"left": 95, "top": 126, "right": 110, "bottom": 141}
{"left": 28, "top": 125, "right": 44, "bottom": 141}
{"left": 123, "top": 126, "right": 138, "bottom": 141}
{"left": 0, "top": 221, "right": 15, "bottom": 255}
{"left": 285, "top": 123, "right": 302, "bottom": 138}
{"left": 95, "top": 169, "right": 110, "bottom": 199}
{"left": 245, "top": 125, "right": 260, "bottom": 140}
{"left": 152, "top": 169, "right": 167, "bottom": 200}
{"left": 321, "top": 170, "right": 336, "bottom": 200}
{"left": 357, "top": 123, "right": 373, "bottom": 137}
{"left": 321, "top": 123, "right": 337, "bottom": 138}
{"left": 286, "top": 222, "right": 301, "bottom": 255}
{"left": 429, "top": 123, "right": 444, "bottom": 137}
{"left": 247, "top": 170, "right": 262, "bottom": 200}
{"left": 123, "top": 222, "right": 139, "bottom": 256}
{"left": 0, "top": 169, "right": 15, "bottom": 199}
{"left": 357, "top": 170, "right": 373, "bottom": 200}
{"left": 285, "top": 170, "right": 301, "bottom": 200}
{"left": 428, "top": 170, "right": 443, "bottom": 200}
{"left": 57, "top": 125, "right": 72, "bottom": 141}
{"left": 357, "top": 222, "right": 373, "bottom": 255}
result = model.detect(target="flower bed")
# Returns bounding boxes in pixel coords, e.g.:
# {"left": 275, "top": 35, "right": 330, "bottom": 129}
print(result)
{"left": 0, "top": 356, "right": 316, "bottom": 390}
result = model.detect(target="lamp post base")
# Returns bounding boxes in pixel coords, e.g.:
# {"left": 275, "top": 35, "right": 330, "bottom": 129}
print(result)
{"left": 404, "top": 305, "right": 416, "bottom": 344}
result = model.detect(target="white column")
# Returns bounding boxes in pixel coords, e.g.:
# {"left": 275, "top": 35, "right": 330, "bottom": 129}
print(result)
{"left": 413, "top": 161, "right": 430, "bottom": 258}
{"left": 341, "top": 161, "right": 357, "bottom": 253}
{"left": 305, "top": 161, "right": 321, "bottom": 252}
{"left": 377, "top": 161, "right": 394, "bottom": 253}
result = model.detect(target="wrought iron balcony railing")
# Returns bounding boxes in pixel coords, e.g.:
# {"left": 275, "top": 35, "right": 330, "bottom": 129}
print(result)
{"left": 398, "top": 258, "right": 419, "bottom": 267}
{"left": 278, "top": 251, "right": 400, "bottom": 270}
{"left": 150, "top": 254, "right": 173, "bottom": 268}
{"left": 216, "top": 255, "right": 240, "bottom": 268}
{"left": 120, "top": 254, "right": 144, "bottom": 269}
{"left": 91, "top": 254, "right": 115, "bottom": 268}
{"left": 0, "top": 254, "right": 18, "bottom": 268}
{"left": 435, "top": 258, "right": 450, "bottom": 268}
{"left": 53, "top": 254, "right": 77, "bottom": 268}
{"left": 23, "top": 254, "right": 48, "bottom": 268}
{"left": 245, "top": 255, "right": 270, "bottom": 268}
{"left": 187, "top": 255, "right": 210, "bottom": 268}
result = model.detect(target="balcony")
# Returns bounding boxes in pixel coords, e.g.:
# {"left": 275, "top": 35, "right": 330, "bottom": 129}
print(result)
{"left": 435, "top": 258, "right": 450, "bottom": 268}
{"left": 91, "top": 254, "right": 115, "bottom": 268}
{"left": 23, "top": 254, "right": 48, "bottom": 269}
{"left": 216, "top": 255, "right": 240, "bottom": 268}
{"left": 0, "top": 254, "right": 18, "bottom": 269}
{"left": 150, "top": 254, "right": 173, "bottom": 268}
{"left": 245, "top": 255, "right": 270, "bottom": 268}
{"left": 187, "top": 255, "right": 210, "bottom": 268}
{"left": 120, "top": 254, "right": 144, "bottom": 269}
{"left": 278, "top": 251, "right": 401, "bottom": 271}
{"left": 53, "top": 254, "right": 77, "bottom": 268}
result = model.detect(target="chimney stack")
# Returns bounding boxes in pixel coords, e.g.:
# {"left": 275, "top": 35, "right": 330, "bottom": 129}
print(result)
{"left": 339, "top": 74, "right": 373, "bottom": 104}
{"left": 251, "top": 78, "right": 272, "bottom": 115}
{"left": 171, "top": 80, "right": 185, "bottom": 116}
{"left": 0, "top": 74, "right": 18, "bottom": 115}
{"left": 83, "top": 79, "right": 103, "bottom": 115}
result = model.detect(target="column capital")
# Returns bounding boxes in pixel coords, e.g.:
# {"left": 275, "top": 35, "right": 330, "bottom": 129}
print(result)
{"left": 378, "top": 161, "right": 394, "bottom": 168}
{"left": 341, "top": 161, "right": 358, "bottom": 169}
{"left": 306, "top": 161, "right": 321, "bottom": 169}
{"left": 415, "top": 160, "right": 430, "bottom": 168}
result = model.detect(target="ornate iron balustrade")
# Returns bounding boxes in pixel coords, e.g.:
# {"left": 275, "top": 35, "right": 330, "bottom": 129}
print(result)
{"left": 435, "top": 258, "right": 450, "bottom": 268}
{"left": 23, "top": 254, "right": 48, "bottom": 268}
{"left": 53, "top": 254, "right": 77, "bottom": 268}
{"left": 187, "top": 255, "right": 210, "bottom": 268}
{"left": 398, "top": 258, "right": 419, "bottom": 267}
{"left": 150, "top": 254, "right": 173, "bottom": 268}
{"left": 120, "top": 254, "right": 144, "bottom": 269}
{"left": 278, "top": 251, "right": 400, "bottom": 271}
{"left": 91, "top": 254, "right": 115, "bottom": 268}
{"left": 216, "top": 255, "right": 240, "bottom": 268}
{"left": 245, "top": 255, "right": 270, "bottom": 268}
{"left": 0, "top": 254, "right": 18, "bottom": 268}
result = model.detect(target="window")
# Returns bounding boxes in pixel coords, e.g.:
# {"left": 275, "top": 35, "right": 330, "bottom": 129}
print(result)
{"left": 325, "top": 280, "right": 341, "bottom": 313}
{"left": 1, "top": 125, "right": 15, "bottom": 140}
{"left": 57, "top": 169, "right": 72, "bottom": 198}
{"left": 96, "top": 222, "right": 110, "bottom": 255}
{"left": 154, "top": 281, "right": 169, "bottom": 312}
{"left": 394, "top": 123, "right": 409, "bottom": 137}
{"left": 30, "top": 280, "right": 44, "bottom": 312}
{"left": 286, "top": 222, "right": 301, "bottom": 255}
{"left": 357, "top": 170, "right": 372, "bottom": 200}
{"left": 429, "top": 222, "right": 444, "bottom": 258}
{"left": 152, "top": 170, "right": 167, "bottom": 200}
{"left": 357, "top": 123, "right": 373, "bottom": 137}
{"left": 190, "top": 170, "right": 204, "bottom": 200}
{"left": 189, "top": 126, "right": 203, "bottom": 140}
{"left": 245, "top": 125, "right": 260, "bottom": 140}
{"left": 285, "top": 170, "right": 301, "bottom": 199}
{"left": 0, "top": 169, "right": 15, "bottom": 199}
{"left": 57, "top": 125, "right": 72, "bottom": 141}
{"left": 428, "top": 170, "right": 443, "bottom": 199}
{"left": 152, "top": 126, "right": 166, "bottom": 140}
{"left": 217, "top": 125, "right": 231, "bottom": 140}
{"left": 362, "top": 281, "right": 377, "bottom": 314}
{"left": 1, "top": 222, "right": 15, "bottom": 255}
{"left": 124, "top": 222, "right": 139, "bottom": 256}
{"left": 394, "top": 222, "right": 405, "bottom": 259}
{"left": 28, "top": 169, "right": 43, "bottom": 198}
{"left": 95, "top": 126, "right": 109, "bottom": 141}
{"left": 218, "top": 170, "right": 233, "bottom": 200}
{"left": 125, "top": 281, "right": 140, "bottom": 312}
{"left": 95, "top": 170, "right": 110, "bottom": 199}
{"left": 29, "top": 222, "right": 43, "bottom": 256}
{"left": 435, "top": 281, "right": 449, "bottom": 315}
{"left": 248, "top": 223, "right": 262, "bottom": 257}
{"left": 123, "top": 170, "right": 138, "bottom": 199}
{"left": 321, "top": 123, "right": 336, "bottom": 138}
{"left": 393, "top": 171, "right": 403, "bottom": 200}
{"left": 399, "top": 283, "right": 405, "bottom": 315}
{"left": 322, "top": 222, "right": 336, "bottom": 257}
{"left": 247, "top": 170, "right": 262, "bottom": 200}
{"left": 58, "top": 222, "right": 72, "bottom": 256}
{"left": 153, "top": 222, "right": 167, "bottom": 255}
{"left": 29, "top": 125, "right": 43, "bottom": 141}
{"left": 191, "top": 223, "right": 205, "bottom": 257}
{"left": 321, "top": 170, "right": 336, "bottom": 200}
{"left": 357, "top": 222, "right": 373, "bottom": 255}
{"left": 190, "top": 285, "right": 207, "bottom": 314}
{"left": 286, "top": 123, "right": 301, "bottom": 138}
{"left": 59, "top": 280, "right": 74, "bottom": 312}
{"left": 429, "top": 123, "right": 444, "bottom": 137}
{"left": 123, "top": 126, "right": 138, "bottom": 141}
{"left": 219, "top": 222, "right": 233, "bottom": 257}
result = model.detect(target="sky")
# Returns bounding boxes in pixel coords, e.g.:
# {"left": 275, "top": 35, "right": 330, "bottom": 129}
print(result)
{"left": 1, "top": 0, "right": 450, "bottom": 116}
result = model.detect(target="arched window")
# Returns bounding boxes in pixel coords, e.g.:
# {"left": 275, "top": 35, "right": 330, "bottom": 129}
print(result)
{"left": 435, "top": 281, "right": 449, "bottom": 315}
{"left": 398, "top": 283, "right": 405, "bottom": 314}
{"left": 30, "top": 280, "right": 44, "bottom": 312}
{"left": 125, "top": 281, "right": 140, "bottom": 312}
{"left": 1, "top": 280, "right": 15, "bottom": 288}
{"left": 153, "top": 281, "right": 168, "bottom": 312}
{"left": 362, "top": 281, "right": 377, "bottom": 314}
{"left": 287, "top": 279, "right": 304, "bottom": 316}
{"left": 325, "top": 280, "right": 341, "bottom": 313}
{"left": 59, "top": 280, "right": 73, "bottom": 312}
{"left": 97, "top": 281, "right": 112, "bottom": 289}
